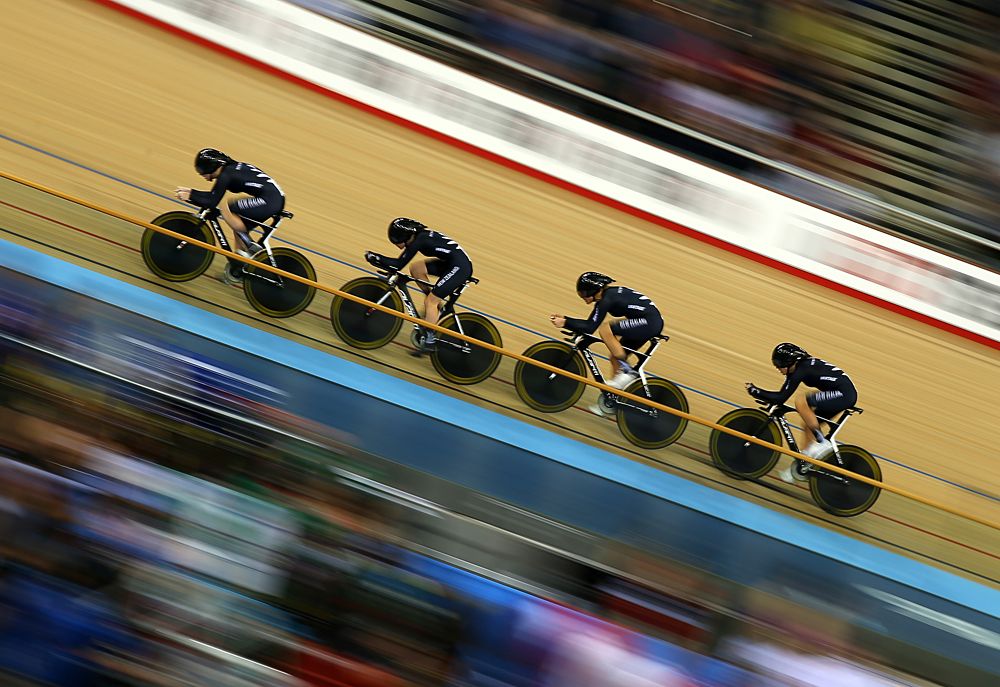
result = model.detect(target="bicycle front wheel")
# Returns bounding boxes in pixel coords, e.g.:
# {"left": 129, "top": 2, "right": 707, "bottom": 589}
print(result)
{"left": 709, "top": 408, "right": 781, "bottom": 479}
{"left": 513, "top": 341, "right": 586, "bottom": 413}
{"left": 141, "top": 212, "right": 214, "bottom": 282}
{"left": 330, "top": 277, "right": 404, "bottom": 349}
{"left": 616, "top": 378, "right": 688, "bottom": 449}
{"left": 431, "top": 313, "right": 503, "bottom": 385}
{"left": 243, "top": 247, "right": 317, "bottom": 318}
{"left": 810, "top": 444, "right": 882, "bottom": 517}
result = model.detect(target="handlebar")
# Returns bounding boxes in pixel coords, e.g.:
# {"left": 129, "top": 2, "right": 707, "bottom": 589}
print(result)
{"left": 370, "top": 266, "right": 432, "bottom": 291}
{"left": 753, "top": 399, "right": 796, "bottom": 417}
{"left": 189, "top": 203, "right": 217, "bottom": 217}
{"left": 373, "top": 268, "right": 405, "bottom": 285}
{"left": 561, "top": 330, "right": 601, "bottom": 348}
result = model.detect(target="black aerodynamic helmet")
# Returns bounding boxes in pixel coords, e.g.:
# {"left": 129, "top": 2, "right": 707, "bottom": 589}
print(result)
{"left": 194, "top": 148, "right": 232, "bottom": 175}
{"left": 576, "top": 271, "right": 614, "bottom": 298}
{"left": 771, "top": 342, "right": 809, "bottom": 368}
{"left": 387, "top": 217, "right": 426, "bottom": 244}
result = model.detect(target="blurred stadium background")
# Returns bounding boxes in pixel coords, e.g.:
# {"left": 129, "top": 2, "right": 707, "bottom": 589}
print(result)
{"left": 0, "top": 1, "right": 997, "bottom": 686}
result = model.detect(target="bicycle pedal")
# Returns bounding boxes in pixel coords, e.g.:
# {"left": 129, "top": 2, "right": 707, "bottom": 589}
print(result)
{"left": 220, "top": 265, "right": 244, "bottom": 285}
{"left": 779, "top": 460, "right": 811, "bottom": 484}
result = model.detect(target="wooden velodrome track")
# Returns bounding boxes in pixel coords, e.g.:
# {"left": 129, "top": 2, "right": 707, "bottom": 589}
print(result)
{"left": 2, "top": 0, "right": 998, "bottom": 586}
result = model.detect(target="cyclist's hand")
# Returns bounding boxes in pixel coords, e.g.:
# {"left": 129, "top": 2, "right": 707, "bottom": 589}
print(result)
{"left": 174, "top": 187, "right": 192, "bottom": 202}
{"left": 364, "top": 251, "right": 384, "bottom": 268}
{"left": 549, "top": 315, "right": 566, "bottom": 329}
{"left": 745, "top": 382, "right": 762, "bottom": 399}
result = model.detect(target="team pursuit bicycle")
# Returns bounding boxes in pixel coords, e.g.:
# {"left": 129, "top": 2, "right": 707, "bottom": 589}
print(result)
{"left": 140, "top": 204, "right": 317, "bottom": 318}
{"left": 514, "top": 331, "right": 688, "bottom": 449}
{"left": 329, "top": 266, "right": 503, "bottom": 385}
{"left": 709, "top": 399, "right": 881, "bottom": 516}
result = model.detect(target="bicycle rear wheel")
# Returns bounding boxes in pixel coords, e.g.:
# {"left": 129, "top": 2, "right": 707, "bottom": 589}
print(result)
{"left": 514, "top": 341, "right": 586, "bottom": 413}
{"left": 330, "top": 277, "right": 404, "bottom": 349}
{"left": 431, "top": 313, "right": 503, "bottom": 385}
{"left": 709, "top": 408, "right": 781, "bottom": 479}
{"left": 141, "top": 212, "right": 214, "bottom": 282}
{"left": 616, "top": 378, "right": 689, "bottom": 449}
{"left": 243, "top": 247, "right": 317, "bottom": 318}
{"left": 810, "top": 444, "right": 882, "bottom": 517}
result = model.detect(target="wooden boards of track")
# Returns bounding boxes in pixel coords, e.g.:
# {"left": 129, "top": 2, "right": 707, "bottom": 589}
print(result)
{"left": 0, "top": 0, "right": 997, "bottom": 582}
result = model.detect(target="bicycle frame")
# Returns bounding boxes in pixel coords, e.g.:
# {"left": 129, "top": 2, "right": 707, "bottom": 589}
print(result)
{"left": 759, "top": 403, "right": 855, "bottom": 484}
{"left": 182, "top": 207, "right": 286, "bottom": 286}
{"left": 371, "top": 270, "right": 475, "bottom": 352}
{"left": 170, "top": 207, "right": 231, "bottom": 252}
{"left": 202, "top": 210, "right": 235, "bottom": 254}
{"left": 570, "top": 333, "right": 665, "bottom": 414}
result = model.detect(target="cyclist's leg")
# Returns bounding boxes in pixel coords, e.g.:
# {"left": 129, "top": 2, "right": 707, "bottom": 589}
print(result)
{"left": 797, "top": 390, "right": 852, "bottom": 454}
{"left": 410, "top": 258, "right": 437, "bottom": 295}
{"left": 221, "top": 201, "right": 251, "bottom": 251}
{"left": 226, "top": 197, "right": 281, "bottom": 253}
{"left": 606, "top": 317, "right": 657, "bottom": 383}
{"left": 596, "top": 322, "right": 625, "bottom": 374}
{"left": 795, "top": 394, "right": 823, "bottom": 453}
{"left": 782, "top": 390, "right": 854, "bottom": 482}
{"left": 780, "top": 394, "right": 835, "bottom": 483}
{"left": 425, "top": 292, "right": 443, "bottom": 330}
{"left": 407, "top": 260, "right": 444, "bottom": 354}
{"left": 426, "top": 261, "right": 470, "bottom": 338}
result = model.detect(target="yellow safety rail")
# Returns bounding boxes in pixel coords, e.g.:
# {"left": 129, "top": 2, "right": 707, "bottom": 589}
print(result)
{"left": 1, "top": 171, "right": 997, "bottom": 532}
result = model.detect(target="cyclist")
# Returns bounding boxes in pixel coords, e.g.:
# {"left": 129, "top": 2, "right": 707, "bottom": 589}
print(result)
{"left": 175, "top": 148, "right": 285, "bottom": 268}
{"left": 549, "top": 273, "right": 663, "bottom": 416}
{"left": 365, "top": 218, "right": 473, "bottom": 356}
{"left": 746, "top": 343, "right": 858, "bottom": 483}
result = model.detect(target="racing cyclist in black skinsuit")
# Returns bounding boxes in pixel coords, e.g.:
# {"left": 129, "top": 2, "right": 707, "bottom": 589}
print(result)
{"left": 746, "top": 342, "right": 858, "bottom": 483}
{"left": 365, "top": 218, "right": 473, "bottom": 356}
{"left": 549, "top": 272, "right": 663, "bottom": 416}
{"left": 175, "top": 149, "right": 285, "bottom": 280}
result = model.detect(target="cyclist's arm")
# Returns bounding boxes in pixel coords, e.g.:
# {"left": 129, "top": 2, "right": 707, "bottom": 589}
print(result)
{"left": 564, "top": 301, "right": 607, "bottom": 334}
{"left": 754, "top": 371, "right": 800, "bottom": 404}
{"left": 379, "top": 236, "right": 422, "bottom": 270}
{"left": 189, "top": 168, "right": 233, "bottom": 208}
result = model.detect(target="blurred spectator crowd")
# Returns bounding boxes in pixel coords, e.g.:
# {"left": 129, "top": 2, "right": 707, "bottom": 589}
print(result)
{"left": 0, "top": 275, "right": 933, "bottom": 685}
{"left": 307, "top": 0, "right": 1000, "bottom": 265}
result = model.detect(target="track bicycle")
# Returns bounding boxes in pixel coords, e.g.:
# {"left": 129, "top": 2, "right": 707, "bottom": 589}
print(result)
{"left": 514, "top": 331, "right": 688, "bottom": 449}
{"left": 140, "top": 204, "right": 317, "bottom": 318}
{"left": 329, "top": 267, "right": 502, "bottom": 385}
{"left": 709, "top": 400, "right": 881, "bottom": 516}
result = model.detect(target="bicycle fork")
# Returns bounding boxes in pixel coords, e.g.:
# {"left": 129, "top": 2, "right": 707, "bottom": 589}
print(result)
{"left": 556, "top": 348, "right": 601, "bottom": 385}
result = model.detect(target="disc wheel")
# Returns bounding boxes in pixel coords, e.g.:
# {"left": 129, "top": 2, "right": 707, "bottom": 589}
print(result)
{"left": 513, "top": 341, "right": 586, "bottom": 413}
{"left": 616, "top": 377, "right": 689, "bottom": 449}
{"left": 243, "top": 247, "right": 317, "bottom": 318}
{"left": 141, "top": 212, "right": 214, "bottom": 282}
{"left": 709, "top": 408, "right": 782, "bottom": 479}
{"left": 810, "top": 444, "right": 882, "bottom": 517}
{"left": 330, "top": 277, "right": 404, "bottom": 349}
{"left": 431, "top": 312, "right": 503, "bottom": 385}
